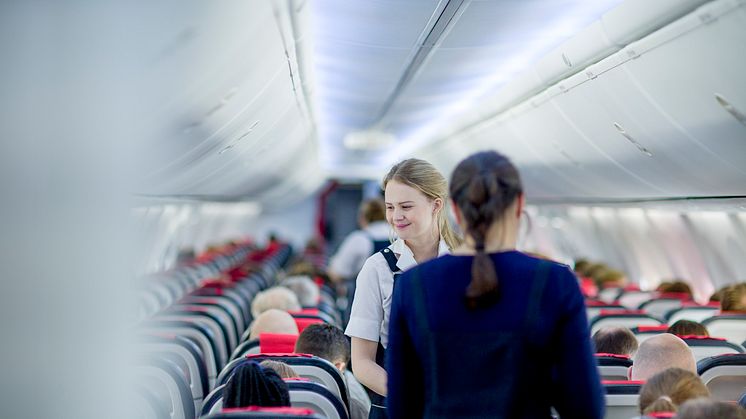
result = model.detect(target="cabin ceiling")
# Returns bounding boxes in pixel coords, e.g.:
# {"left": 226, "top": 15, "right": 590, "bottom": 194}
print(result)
{"left": 134, "top": 0, "right": 746, "bottom": 208}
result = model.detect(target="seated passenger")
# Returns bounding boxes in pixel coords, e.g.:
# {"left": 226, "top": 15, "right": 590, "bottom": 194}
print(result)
{"left": 386, "top": 151, "right": 604, "bottom": 418}
{"left": 592, "top": 327, "right": 638, "bottom": 356}
{"left": 638, "top": 368, "right": 710, "bottom": 415}
{"left": 676, "top": 398, "right": 746, "bottom": 419}
{"left": 295, "top": 323, "right": 370, "bottom": 419}
{"left": 597, "top": 269, "right": 627, "bottom": 289}
{"left": 721, "top": 283, "right": 746, "bottom": 312}
{"left": 259, "top": 360, "right": 299, "bottom": 379}
{"left": 249, "top": 309, "right": 300, "bottom": 341}
{"left": 281, "top": 275, "right": 320, "bottom": 308}
{"left": 630, "top": 334, "right": 697, "bottom": 381}
{"left": 667, "top": 320, "right": 709, "bottom": 337}
{"left": 657, "top": 279, "right": 693, "bottom": 297}
{"left": 223, "top": 361, "right": 291, "bottom": 408}
{"left": 251, "top": 286, "right": 302, "bottom": 319}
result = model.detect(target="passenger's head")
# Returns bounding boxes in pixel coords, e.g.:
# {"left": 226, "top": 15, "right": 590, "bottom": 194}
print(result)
{"left": 574, "top": 259, "right": 591, "bottom": 276}
{"left": 630, "top": 334, "right": 697, "bottom": 381}
{"left": 592, "top": 327, "right": 638, "bottom": 356}
{"left": 281, "top": 276, "right": 319, "bottom": 308}
{"left": 667, "top": 320, "right": 709, "bottom": 337}
{"left": 449, "top": 151, "right": 523, "bottom": 310}
{"left": 597, "top": 269, "right": 627, "bottom": 289}
{"left": 294, "top": 323, "right": 350, "bottom": 372}
{"left": 383, "top": 158, "right": 459, "bottom": 249}
{"left": 250, "top": 286, "right": 301, "bottom": 319}
{"left": 676, "top": 398, "right": 746, "bottom": 419}
{"left": 259, "top": 360, "right": 299, "bottom": 379}
{"left": 721, "top": 283, "right": 746, "bottom": 312}
{"left": 249, "top": 309, "right": 299, "bottom": 341}
{"left": 586, "top": 263, "right": 610, "bottom": 284}
{"left": 657, "top": 280, "right": 693, "bottom": 296}
{"left": 638, "top": 368, "right": 709, "bottom": 415}
{"left": 358, "top": 198, "right": 386, "bottom": 227}
{"left": 223, "top": 361, "right": 291, "bottom": 408}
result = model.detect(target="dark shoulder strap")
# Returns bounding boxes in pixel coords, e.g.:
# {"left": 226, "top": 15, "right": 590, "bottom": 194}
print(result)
{"left": 379, "top": 247, "right": 400, "bottom": 274}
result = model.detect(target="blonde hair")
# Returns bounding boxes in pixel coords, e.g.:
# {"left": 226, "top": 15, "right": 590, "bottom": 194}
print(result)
{"left": 639, "top": 368, "right": 710, "bottom": 414}
{"left": 260, "top": 360, "right": 299, "bottom": 379}
{"left": 383, "top": 158, "right": 460, "bottom": 250}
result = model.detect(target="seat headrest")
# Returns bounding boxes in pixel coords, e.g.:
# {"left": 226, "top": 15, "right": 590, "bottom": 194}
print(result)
{"left": 258, "top": 334, "right": 298, "bottom": 354}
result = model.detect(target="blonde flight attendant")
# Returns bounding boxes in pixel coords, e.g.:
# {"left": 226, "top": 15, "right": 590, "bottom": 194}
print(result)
{"left": 344, "top": 158, "right": 460, "bottom": 419}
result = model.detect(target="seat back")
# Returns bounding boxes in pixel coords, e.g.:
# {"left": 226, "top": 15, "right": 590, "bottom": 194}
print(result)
{"left": 697, "top": 354, "right": 746, "bottom": 402}
{"left": 639, "top": 298, "right": 685, "bottom": 320}
{"left": 595, "top": 354, "right": 632, "bottom": 381}
{"left": 217, "top": 354, "right": 349, "bottom": 410}
{"left": 204, "top": 406, "right": 323, "bottom": 418}
{"left": 630, "top": 325, "right": 670, "bottom": 344}
{"left": 702, "top": 314, "right": 746, "bottom": 344}
{"left": 603, "top": 380, "right": 643, "bottom": 419}
{"left": 665, "top": 305, "right": 719, "bottom": 324}
{"left": 586, "top": 304, "right": 625, "bottom": 323}
{"left": 200, "top": 381, "right": 347, "bottom": 419}
{"left": 682, "top": 336, "right": 745, "bottom": 361}
{"left": 618, "top": 291, "right": 655, "bottom": 309}
{"left": 136, "top": 356, "right": 196, "bottom": 419}
{"left": 590, "top": 312, "right": 663, "bottom": 335}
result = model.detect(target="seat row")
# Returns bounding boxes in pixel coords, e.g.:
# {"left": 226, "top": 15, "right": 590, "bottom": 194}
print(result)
{"left": 133, "top": 243, "right": 293, "bottom": 419}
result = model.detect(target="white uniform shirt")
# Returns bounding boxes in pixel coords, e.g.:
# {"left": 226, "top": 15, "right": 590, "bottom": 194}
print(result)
{"left": 329, "top": 221, "right": 390, "bottom": 279}
{"left": 345, "top": 238, "right": 450, "bottom": 348}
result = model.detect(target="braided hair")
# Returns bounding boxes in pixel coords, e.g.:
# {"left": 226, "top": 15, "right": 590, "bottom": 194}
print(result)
{"left": 223, "top": 361, "right": 291, "bottom": 408}
{"left": 449, "top": 151, "right": 522, "bottom": 310}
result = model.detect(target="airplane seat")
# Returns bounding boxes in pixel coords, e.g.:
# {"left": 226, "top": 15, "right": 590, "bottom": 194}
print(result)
{"left": 638, "top": 297, "right": 687, "bottom": 320}
{"left": 230, "top": 334, "right": 300, "bottom": 361}
{"left": 680, "top": 335, "right": 746, "bottom": 361}
{"left": 697, "top": 353, "right": 746, "bottom": 402}
{"left": 288, "top": 314, "right": 326, "bottom": 334}
{"left": 664, "top": 304, "right": 720, "bottom": 324}
{"left": 740, "top": 391, "right": 746, "bottom": 409}
{"left": 590, "top": 311, "right": 663, "bottom": 335}
{"left": 638, "top": 413, "right": 676, "bottom": 418}
{"left": 230, "top": 339, "right": 261, "bottom": 361}
{"left": 595, "top": 353, "right": 633, "bottom": 381}
{"left": 217, "top": 354, "right": 349, "bottom": 410}
{"left": 630, "top": 325, "right": 669, "bottom": 344}
{"left": 702, "top": 314, "right": 746, "bottom": 344}
{"left": 136, "top": 356, "right": 196, "bottom": 419}
{"left": 155, "top": 312, "right": 229, "bottom": 369}
{"left": 179, "top": 296, "right": 247, "bottom": 335}
{"left": 598, "top": 287, "right": 623, "bottom": 304}
{"left": 168, "top": 305, "right": 239, "bottom": 351}
{"left": 205, "top": 407, "right": 323, "bottom": 418}
{"left": 201, "top": 386, "right": 338, "bottom": 419}
{"left": 585, "top": 302, "right": 625, "bottom": 323}
{"left": 617, "top": 291, "right": 655, "bottom": 310}
{"left": 603, "top": 380, "right": 644, "bottom": 419}
{"left": 133, "top": 383, "right": 172, "bottom": 419}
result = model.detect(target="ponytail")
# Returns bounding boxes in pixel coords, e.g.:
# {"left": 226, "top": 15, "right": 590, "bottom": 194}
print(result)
{"left": 450, "top": 151, "right": 522, "bottom": 310}
{"left": 643, "top": 396, "right": 677, "bottom": 415}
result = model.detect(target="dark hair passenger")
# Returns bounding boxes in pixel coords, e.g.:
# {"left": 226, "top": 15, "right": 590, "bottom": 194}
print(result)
{"left": 222, "top": 361, "right": 291, "bottom": 409}
{"left": 385, "top": 151, "right": 604, "bottom": 418}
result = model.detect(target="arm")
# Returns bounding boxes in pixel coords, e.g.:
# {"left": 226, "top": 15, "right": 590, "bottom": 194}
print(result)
{"left": 385, "top": 272, "right": 424, "bottom": 418}
{"left": 552, "top": 267, "right": 605, "bottom": 419}
{"left": 351, "top": 337, "right": 387, "bottom": 396}
{"left": 346, "top": 257, "right": 387, "bottom": 395}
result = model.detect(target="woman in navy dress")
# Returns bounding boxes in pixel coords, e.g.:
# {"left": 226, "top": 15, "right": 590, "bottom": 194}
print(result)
{"left": 385, "top": 151, "right": 604, "bottom": 419}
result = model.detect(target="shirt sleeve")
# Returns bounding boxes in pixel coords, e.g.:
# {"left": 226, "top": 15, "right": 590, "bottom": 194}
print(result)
{"left": 551, "top": 266, "right": 605, "bottom": 419}
{"left": 329, "top": 231, "right": 368, "bottom": 279}
{"left": 345, "top": 256, "right": 384, "bottom": 342}
{"left": 385, "top": 270, "right": 425, "bottom": 418}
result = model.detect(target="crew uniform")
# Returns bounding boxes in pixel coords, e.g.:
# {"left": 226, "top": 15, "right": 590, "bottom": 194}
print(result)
{"left": 345, "top": 238, "right": 449, "bottom": 416}
{"left": 386, "top": 251, "right": 604, "bottom": 419}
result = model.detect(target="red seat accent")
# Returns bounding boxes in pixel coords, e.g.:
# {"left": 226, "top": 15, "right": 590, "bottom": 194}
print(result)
{"left": 222, "top": 406, "right": 317, "bottom": 415}
{"left": 646, "top": 412, "right": 675, "bottom": 418}
{"left": 293, "top": 317, "right": 323, "bottom": 333}
{"left": 247, "top": 353, "right": 313, "bottom": 359}
{"left": 291, "top": 308, "right": 320, "bottom": 316}
{"left": 599, "top": 309, "right": 647, "bottom": 315}
{"left": 257, "top": 334, "right": 299, "bottom": 354}
{"left": 679, "top": 335, "right": 726, "bottom": 341}
{"left": 602, "top": 380, "right": 645, "bottom": 385}
{"left": 636, "top": 325, "right": 670, "bottom": 332}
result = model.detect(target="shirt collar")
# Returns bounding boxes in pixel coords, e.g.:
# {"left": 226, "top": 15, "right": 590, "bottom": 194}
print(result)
{"left": 391, "top": 238, "right": 450, "bottom": 271}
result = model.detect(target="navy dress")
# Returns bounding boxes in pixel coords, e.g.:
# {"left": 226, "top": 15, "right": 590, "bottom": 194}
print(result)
{"left": 385, "top": 251, "right": 604, "bottom": 419}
